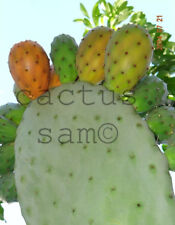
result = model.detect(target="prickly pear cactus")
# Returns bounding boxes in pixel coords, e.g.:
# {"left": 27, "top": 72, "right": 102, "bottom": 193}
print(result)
{"left": 0, "top": 116, "right": 16, "bottom": 144}
{"left": 131, "top": 76, "right": 168, "bottom": 113}
{"left": 0, "top": 103, "right": 26, "bottom": 125}
{"left": 146, "top": 106, "right": 175, "bottom": 142}
{"left": 167, "top": 133, "right": 175, "bottom": 147}
{"left": 0, "top": 143, "right": 14, "bottom": 175}
{"left": 8, "top": 40, "right": 50, "bottom": 100}
{"left": 165, "top": 146, "right": 175, "bottom": 171}
{"left": 104, "top": 24, "right": 153, "bottom": 94}
{"left": 0, "top": 173, "right": 17, "bottom": 202}
{"left": 164, "top": 134, "right": 175, "bottom": 171}
{"left": 15, "top": 82, "right": 175, "bottom": 225}
{"left": 76, "top": 26, "right": 113, "bottom": 84}
{"left": 13, "top": 84, "right": 31, "bottom": 105}
{"left": 50, "top": 34, "right": 78, "bottom": 83}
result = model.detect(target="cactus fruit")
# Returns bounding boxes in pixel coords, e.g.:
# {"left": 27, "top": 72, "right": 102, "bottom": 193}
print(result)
{"left": 0, "top": 173, "right": 17, "bottom": 202}
{"left": 0, "top": 103, "right": 26, "bottom": 125}
{"left": 130, "top": 76, "right": 168, "bottom": 113}
{"left": 146, "top": 106, "right": 175, "bottom": 142}
{"left": 76, "top": 26, "right": 113, "bottom": 84}
{"left": 104, "top": 24, "right": 153, "bottom": 94}
{"left": 50, "top": 34, "right": 78, "bottom": 83}
{"left": 164, "top": 134, "right": 175, "bottom": 171}
{"left": 48, "top": 65, "right": 61, "bottom": 89}
{"left": 0, "top": 143, "right": 14, "bottom": 175}
{"left": 13, "top": 84, "right": 31, "bottom": 105}
{"left": 165, "top": 146, "right": 175, "bottom": 171}
{"left": 167, "top": 133, "right": 175, "bottom": 147}
{"left": 0, "top": 116, "right": 16, "bottom": 144}
{"left": 8, "top": 40, "right": 50, "bottom": 100}
{"left": 15, "top": 82, "right": 175, "bottom": 225}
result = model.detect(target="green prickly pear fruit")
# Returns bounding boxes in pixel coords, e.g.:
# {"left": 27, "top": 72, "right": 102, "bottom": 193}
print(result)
{"left": 165, "top": 146, "right": 175, "bottom": 171}
{"left": 13, "top": 84, "right": 31, "bottom": 105}
{"left": 0, "top": 143, "right": 14, "bottom": 175}
{"left": 104, "top": 24, "right": 153, "bottom": 94}
{"left": 167, "top": 133, "right": 175, "bottom": 147}
{"left": 15, "top": 82, "right": 175, "bottom": 225}
{"left": 0, "top": 116, "right": 16, "bottom": 144}
{"left": 0, "top": 173, "right": 17, "bottom": 202}
{"left": 130, "top": 76, "right": 168, "bottom": 113}
{"left": 146, "top": 106, "right": 175, "bottom": 142}
{"left": 163, "top": 134, "right": 175, "bottom": 171}
{"left": 50, "top": 34, "right": 78, "bottom": 83}
{"left": 76, "top": 26, "right": 113, "bottom": 84}
{"left": 0, "top": 103, "right": 26, "bottom": 126}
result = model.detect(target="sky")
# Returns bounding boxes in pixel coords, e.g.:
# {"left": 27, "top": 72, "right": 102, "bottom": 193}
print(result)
{"left": 0, "top": 0, "right": 175, "bottom": 224}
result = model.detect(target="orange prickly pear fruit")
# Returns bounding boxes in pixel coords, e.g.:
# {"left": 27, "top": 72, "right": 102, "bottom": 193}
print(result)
{"left": 8, "top": 40, "right": 50, "bottom": 100}
{"left": 48, "top": 65, "right": 61, "bottom": 89}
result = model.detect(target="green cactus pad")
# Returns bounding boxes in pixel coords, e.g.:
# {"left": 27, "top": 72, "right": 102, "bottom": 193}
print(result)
{"left": 0, "top": 103, "right": 26, "bottom": 125}
{"left": 165, "top": 146, "right": 175, "bottom": 171}
{"left": 0, "top": 173, "right": 17, "bottom": 203}
{"left": 146, "top": 106, "right": 175, "bottom": 142}
{"left": 0, "top": 116, "right": 17, "bottom": 144}
{"left": 0, "top": 143, "right": 14, "bottom": 175}
{"left": 15, "top": 82, "right": 175, "bottom": 225}
{"left": 13, "top": 84, "right": 31, "bottom": 106}
{"left": 104, "top": 23, "right": 153, "bottom": 94}
{"left": 0, "top": 203, "right": 4, "bottom": 221}
{"left": 50, "top": 34, "right": 78, "bottom": 83}
{"left": 130, "top": 76, "right": 168, "bottom": 113}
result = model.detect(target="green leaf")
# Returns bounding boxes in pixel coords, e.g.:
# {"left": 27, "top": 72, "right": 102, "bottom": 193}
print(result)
{"left": 83, "top": 18, "right": 93, "bottom": 28}
{"left": 0, "top": 202, "right": 4, "bottom": 221}
{"left": 145, "top": 22, "right": 156, "bottom": 32}
{"left": 168, "top": 95, "right": 175, "bottom": 101}
{"left": 80, "top": 3, "right": 90, "bottom": 18}
{"left": 102, "top": 1, "right": 111, "bottom": 16}
{"left": 108, "top": 2, "right": 114, "bottom": 15}
{"left": 166, "top": 78, "right": 175, "bottom": 95}
{"left": 107, "top": 19, "right": 111, "bottom": 28}
{"left": 130, "top": 11, "right": 147, "bottom": 26}
{"left": 100, "top": 0, "right": 108, "bottom": 11}
{"left": 161, "top": 32, "right": 171, "bottom": 42}
{"left": 114, "top": 0, "right": 127, "bottom": 8}
{"left": 157, "top": 72, "right": 175, "bottom": 95}
{"left": 100, "top": 15, "right": 105, "bottom": 25}
{"left": 83, "top": 29, "right": 89, "bottom": 37}
{"left": 73, "top": 18, "right": 84, "bottom": 22}
{"left": 162, "top": 144, "right": 168, "bottom": 152}
{"left": 157, "top": 70, "right": 170, "bottom": 80}
{"left": 166, "top": 41, "right": 175, "bottom": 52}
{"left": 170, "top": 65, "right": 175, "bottom": 73}
{"left": 116, "top": 1, "right": 128, "bottom": 11}
{"left": 92, "top": 2, "right": 101, "bottom": 26}
{"left": 114, "top": 7, "right": 133, "bottom": 26}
